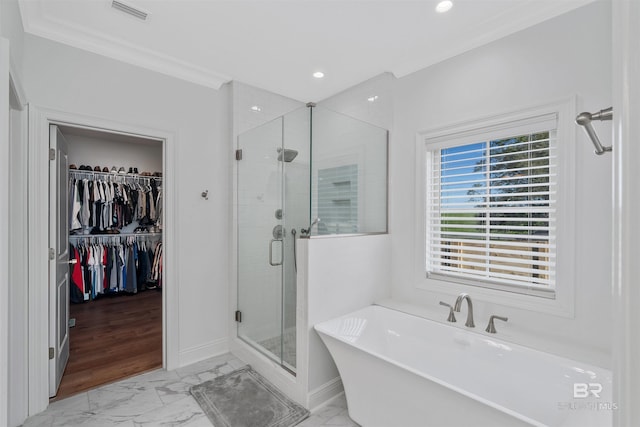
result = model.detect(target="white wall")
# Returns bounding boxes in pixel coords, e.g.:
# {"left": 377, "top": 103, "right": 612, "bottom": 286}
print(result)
{"left": 8, "top": 96, "right": 28, "bottom": 427}
{"left": 318, "top": 72, "right": 394, "bottom": 131}
{"left": 2, "top": 3, "right": 28, "bottom": 424}
{"left": 0, "top": 0, "right": 24, "bottom": 78}
{"left": 306, "top": 234, "right": 391, "bottom": 392}
{"left": 64, "top": 132, "right": 163, "bottom": 175}
{"left": 1, "top": 3, "right": 26, "bottom": 425}
{"left": 21, "top": 34, "right": 231, "bottom": 367}
{"left": 390, "top": 1, "right": 612, "bottom": 367}
{"left": 233, "top": 81, "right": 304, "bottom": 136}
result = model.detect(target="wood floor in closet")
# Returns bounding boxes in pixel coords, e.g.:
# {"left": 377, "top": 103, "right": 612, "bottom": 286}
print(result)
{"left": 54, "top": 290, "right": 163, "bottom": 401}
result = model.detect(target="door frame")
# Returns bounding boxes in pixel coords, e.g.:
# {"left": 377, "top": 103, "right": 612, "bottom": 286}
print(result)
{"left": 612, "top": 1, "right": 640, "bottom": 425}
{"left": 0, "top": 37, "right": 11, "bottom": 427}
{"left": 27, "top": 106, "right": 179, "bottom": 415}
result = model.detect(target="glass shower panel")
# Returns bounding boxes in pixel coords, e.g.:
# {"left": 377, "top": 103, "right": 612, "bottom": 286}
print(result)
{"left": 237, "top": 117, "right": 285, "bottom": 365}
{"left": 280, "top": 107, "right": 311, "bottom": 370}
{"left": 311, "top": 107, "right": 388, "bottom": 236}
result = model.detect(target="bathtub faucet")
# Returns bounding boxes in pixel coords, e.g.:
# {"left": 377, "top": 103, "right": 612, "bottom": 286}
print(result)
{"left": 453, "top": 293, "right": 475, "bottom": 328}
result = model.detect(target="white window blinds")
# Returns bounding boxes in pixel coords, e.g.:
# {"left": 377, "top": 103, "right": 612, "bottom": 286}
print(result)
{"left": 425, "top": 114, "right": 557, "bottom": 297}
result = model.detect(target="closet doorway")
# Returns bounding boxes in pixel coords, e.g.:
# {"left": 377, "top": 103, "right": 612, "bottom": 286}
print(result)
{"left": 50, "top": 124, "right": 165, "bottom": 400}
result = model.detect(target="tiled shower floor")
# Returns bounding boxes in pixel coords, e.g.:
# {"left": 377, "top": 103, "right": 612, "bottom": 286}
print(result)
{"left": 258, "top": 326, "right": 297, "bottom": 369}
{"left": 22, "top": 353, "right": 357, "bottom": 427}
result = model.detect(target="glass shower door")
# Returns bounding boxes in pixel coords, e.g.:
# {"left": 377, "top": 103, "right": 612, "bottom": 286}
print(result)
{"left": 237, "top": 106, "right": 310, "bottom": 374}
{"left": 237, "top": 117, "right": 287, "bottom": 368}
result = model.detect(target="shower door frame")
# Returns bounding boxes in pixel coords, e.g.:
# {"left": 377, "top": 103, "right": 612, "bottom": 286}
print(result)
{"left": 235, "top": 117, "right": 294, "bottom": 374}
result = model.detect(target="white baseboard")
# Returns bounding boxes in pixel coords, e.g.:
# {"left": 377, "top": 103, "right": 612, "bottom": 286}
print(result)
{"left": 308, "top": 377, "right": 344, "bottom": 411}
{"left": 178, "top": 338, "right": 228, "bottom": 368}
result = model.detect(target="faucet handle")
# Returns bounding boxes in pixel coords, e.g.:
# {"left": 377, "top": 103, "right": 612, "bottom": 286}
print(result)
{"left": 439, "top": 301, "right": 457, "bottom": 323}
{"left": 485, "top": 315, "right": 508, "bottom": 334}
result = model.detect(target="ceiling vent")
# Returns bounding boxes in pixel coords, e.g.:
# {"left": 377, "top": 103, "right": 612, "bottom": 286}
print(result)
{"left": 111, "top": 0, "right": 149, "bottom": 20}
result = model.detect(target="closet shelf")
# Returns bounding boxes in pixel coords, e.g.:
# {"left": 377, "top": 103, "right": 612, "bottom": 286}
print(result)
{"left": 69, "top": 169, "right": 162, "bottom": 182}
{"left": 70, "top": 232, "right": 162, "bottom": 239}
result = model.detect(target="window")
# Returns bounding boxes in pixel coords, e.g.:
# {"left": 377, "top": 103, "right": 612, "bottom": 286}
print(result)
{"left": 425, "top": 113, "right": 557, "bottom": 298}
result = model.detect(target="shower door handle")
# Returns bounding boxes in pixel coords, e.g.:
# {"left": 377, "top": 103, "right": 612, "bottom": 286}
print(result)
{"left": 269, "top": 239, "right": 283, "bottom": 266}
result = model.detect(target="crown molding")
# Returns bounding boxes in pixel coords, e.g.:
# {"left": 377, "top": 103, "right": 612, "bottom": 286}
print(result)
{"left": 19, "top": 0, "right": 231, "bottom": 90}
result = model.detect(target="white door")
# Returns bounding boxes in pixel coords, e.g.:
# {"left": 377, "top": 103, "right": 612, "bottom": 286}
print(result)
{"left": 49, "top": 125, "right": 70, "bottom": 397}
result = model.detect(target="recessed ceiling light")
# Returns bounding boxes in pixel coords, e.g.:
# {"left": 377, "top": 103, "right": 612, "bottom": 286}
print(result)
{"left": 367, "top": 95, "right": 379, "bottom": 103}
{"left": 313, "top": 71, "right": 325, "bottom": 79}
{"left": 435, "top": 0, "right": 453, "bottom": 13}
{"left": 250, "top": 105, "right": 262, "bottom": 112}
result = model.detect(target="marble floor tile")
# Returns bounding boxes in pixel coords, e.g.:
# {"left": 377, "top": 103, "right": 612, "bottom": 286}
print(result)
{"left": 323, "top": 413, "right": 358, "bottom": 427}
{"left": 88, "top": 386, "right": 165, "bottom": 418}
{"left": 131, "top": 395, "right": 211, "bottom": 427}
{"left": 22, "top": 353, "right": 358, "bottom": 427}
{"left": 297, "top": 414, "right": 330, "bottom": 427}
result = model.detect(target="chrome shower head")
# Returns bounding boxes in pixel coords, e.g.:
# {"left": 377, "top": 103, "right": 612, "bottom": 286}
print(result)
{"left": 277, "top": 148, "right": 298, "bottom": 162}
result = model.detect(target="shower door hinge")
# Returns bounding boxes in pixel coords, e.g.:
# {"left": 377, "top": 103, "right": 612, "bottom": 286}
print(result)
{"left": 49, "top": 148, "right": 56, "bottom": 161}
{"left": 235, "top": 310, "right": 242, "bottom": 323}
{"left": 235, "top": 149, "right": 243, "bottom": 161}
{"left": 49, "top": 248, "right": 55, "bottom": 260}
{"left": 49, "top": 347, "right": 55, "bottom": 360}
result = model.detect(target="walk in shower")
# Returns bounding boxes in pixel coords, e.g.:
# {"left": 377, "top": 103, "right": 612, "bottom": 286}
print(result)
{"left": 236, "top": 104, "right": 388, "bottom": 374}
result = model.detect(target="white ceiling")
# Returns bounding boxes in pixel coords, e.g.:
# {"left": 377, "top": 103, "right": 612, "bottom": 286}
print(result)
{"left": 18, "top": 0, "right": 594, "bottom": 102}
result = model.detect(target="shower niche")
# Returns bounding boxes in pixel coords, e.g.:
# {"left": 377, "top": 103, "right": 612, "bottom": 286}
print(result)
{"left": 236, "top": 104, "right": 388, "bottom": 374}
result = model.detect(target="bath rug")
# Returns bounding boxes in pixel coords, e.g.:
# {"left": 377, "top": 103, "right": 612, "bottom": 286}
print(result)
{"left": 190, "top": 365, "right": 309, "bottom": 427}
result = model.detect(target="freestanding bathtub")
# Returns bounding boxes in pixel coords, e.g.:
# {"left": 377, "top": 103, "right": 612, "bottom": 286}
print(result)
{"left": 315, "top": 305, "right": 612, "bottom": 427}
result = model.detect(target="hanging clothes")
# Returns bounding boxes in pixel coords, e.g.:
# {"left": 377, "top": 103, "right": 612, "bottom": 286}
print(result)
{"left": 68, "top": 171, "right": 162, "bottom": 234}
{"left": 69, "top": 235, "right": 162, "bottom": 303}
{"left": 124, "top": 243, "right": 138, "bottom": 294}
{"left": 155, "top": 187, "right": 163, "bottom": 229}
{"left": 150, "top": 242, "right": 163, "bottom": 289}
{"left": 68, "top": 170, "right": 163, "bottom": 304}
{"left": 137, "top": 241, "right": 152, "bottom": 288}
{"left": 70, "top": 178, "right": 82, "bottom": 231}
{"left": 69, "top": 244, "right": 84, "bottom": 304}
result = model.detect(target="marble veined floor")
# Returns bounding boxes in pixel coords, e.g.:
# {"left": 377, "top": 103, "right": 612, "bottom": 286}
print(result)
{"left": 22, "top": 353, "right": 358, "bottom": 427}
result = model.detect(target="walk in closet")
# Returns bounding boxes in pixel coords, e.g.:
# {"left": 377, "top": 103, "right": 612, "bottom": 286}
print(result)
{"left": 53, "top": 125, "right": 164, "bottom": 399}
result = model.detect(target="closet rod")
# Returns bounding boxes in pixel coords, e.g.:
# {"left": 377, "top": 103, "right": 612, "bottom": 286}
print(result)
{"left": 575, "top": 107, "right": 612, "bottom": 155}
{"left": 69, "top": 169, "right": 162, "bottom": 183}
{"left": 69, "top": 232, "right": 162, "bottom": 239}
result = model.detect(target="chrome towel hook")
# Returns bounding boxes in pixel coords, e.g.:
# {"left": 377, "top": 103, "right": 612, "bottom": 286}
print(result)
{"left": 576, "top": 107, "right": 612, "bottom": 155}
